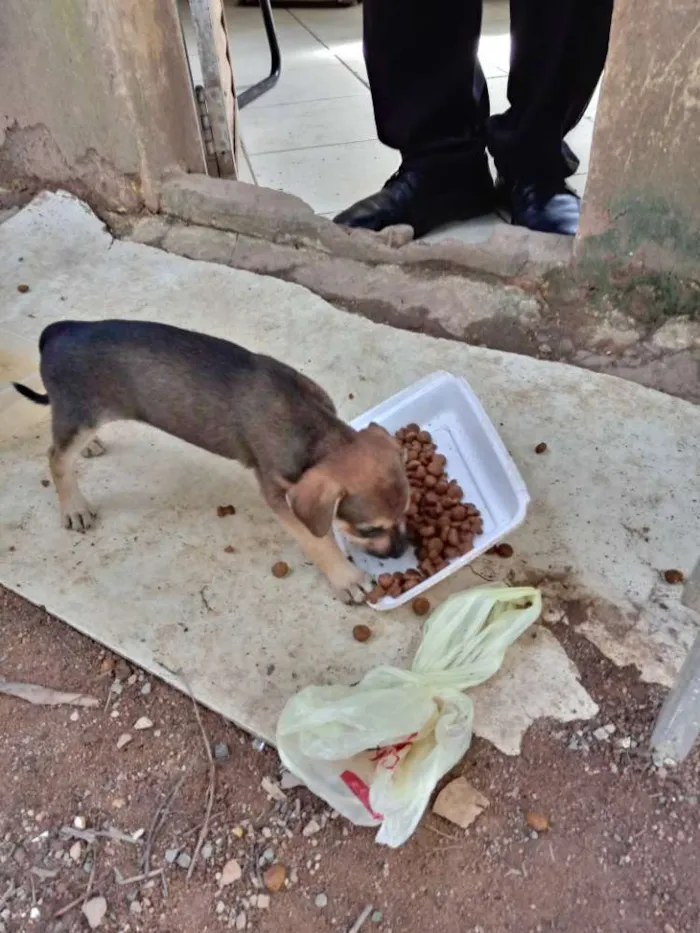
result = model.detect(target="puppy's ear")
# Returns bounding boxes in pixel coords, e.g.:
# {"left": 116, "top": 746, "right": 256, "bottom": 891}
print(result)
{"left": 286, "top": 466, "right": 344, "bottom": 538}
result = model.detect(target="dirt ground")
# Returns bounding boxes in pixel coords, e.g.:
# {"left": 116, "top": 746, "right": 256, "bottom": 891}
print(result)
{"left": 1, "top": 586, "right": 699, "bottom": 933}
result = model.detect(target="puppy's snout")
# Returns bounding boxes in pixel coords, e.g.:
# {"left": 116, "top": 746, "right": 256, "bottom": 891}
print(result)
{"left": 366, "top": 524, "right": 408, "bottom": 559}
{"left": 388, "top": 525, "right": 409, "bottom": 559}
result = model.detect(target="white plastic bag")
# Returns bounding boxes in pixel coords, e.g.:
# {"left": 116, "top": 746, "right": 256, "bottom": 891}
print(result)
{"left": 277, "top": 584, "right": 541, "bottom": 847}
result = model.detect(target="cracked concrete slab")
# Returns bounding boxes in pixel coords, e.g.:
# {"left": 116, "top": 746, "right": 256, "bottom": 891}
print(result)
{"left": 1, "top": 192, "right": 698, "bottom": 755}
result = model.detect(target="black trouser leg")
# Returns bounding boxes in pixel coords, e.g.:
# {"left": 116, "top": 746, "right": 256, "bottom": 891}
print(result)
{"left": 363, "top": 0, "right": 488, "bottom": 172}
{"left": 488, "top": 0, "right": 614, "bottom": 180}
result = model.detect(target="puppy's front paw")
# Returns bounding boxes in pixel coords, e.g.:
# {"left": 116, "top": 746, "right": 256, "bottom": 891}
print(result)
{"left": 62, "top": 498, "right": 98, "bottom": 532}
{"left": 328, "top": 563, "right": 374, "bottom": 606}
{"left": 81, "top": 437, "right": 106, "bottom": 458}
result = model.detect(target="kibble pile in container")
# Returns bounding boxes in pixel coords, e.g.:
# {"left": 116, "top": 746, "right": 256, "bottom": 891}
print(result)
{"left": 368, "top": 423, "right": 484, "bottom": 603}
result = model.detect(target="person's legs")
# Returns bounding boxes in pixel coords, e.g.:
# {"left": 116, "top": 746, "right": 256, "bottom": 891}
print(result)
{"left": 365, "top": 0, "right": 486, "bottom": 170}
{"left": 334, "top": 0, "right": 495, "bottom": 237}
{"left": 489, "top": 0, "right": 614, "bottom": 233}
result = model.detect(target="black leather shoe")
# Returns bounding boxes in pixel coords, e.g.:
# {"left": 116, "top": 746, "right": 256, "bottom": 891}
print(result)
{"left": 334, "top": 161, "right": 495, "bottom": 239}
{"left": 496, "top": 177, "right": 581, "bottom": 236}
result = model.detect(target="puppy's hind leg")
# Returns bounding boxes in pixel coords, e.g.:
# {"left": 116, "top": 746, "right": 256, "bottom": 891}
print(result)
{"left": 49, "top": 419, "right": 100, "bottom": 532}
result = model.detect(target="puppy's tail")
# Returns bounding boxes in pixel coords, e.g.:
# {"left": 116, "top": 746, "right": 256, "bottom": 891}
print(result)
{"left": 12, "top": 382, "right": 50, "bottom": 405}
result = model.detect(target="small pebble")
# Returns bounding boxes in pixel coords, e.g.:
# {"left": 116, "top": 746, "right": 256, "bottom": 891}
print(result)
{"left": 114, "top": 658, "right": 131, "bottom": 681}
{"left": 216, "top": 901, "right": 226, "bottom": 915}
{"left": 70, "top": 711, "right": 79, "bottom": 722}
{"left": 372, "top": 910, "right": 384, "bottom": 924}
{"left": 263, "top": 863, "right": 287, "bottom": 893}
{"left": 201, "top": 843, "right": 213, "bottom": 861}
{"left": 69, "top": 841, "right": 82, "bottom": 862}
{"left": 73, "top": 815, "right": 87, "bottom": 830}
{"left": 303, "top": 819, "right": 321, "bottom": 837}
{"left": 236, "top": 912, "right": 247, "bottom": 930}
{"left": 164, "top": 848, "right": 179, "bottom": 864}
{"left": 314, "top": 893, "right": 328, "bottom": 909}
{"left": 129, "top": 901, "right": 142, "bottom": 915}
{"left": 176, "top": 852, "right": 192, "bottom": 869}
{"left": 220, "top": 858, "right": 242, "bottom": 886}
{"left": 116, "top": 733, "right": 132, "bottom": 750}
{"left": 543, "top": 607, "right": 565, "bottom": 624}
{"left": 140, "top": 682, "right": 152, "bottom": 696}
{"left": 214, "top": 741, "right": 230, "bottom": 761}
{"left": 257, "top": 894, "right": 270, "bottom": 910}
{"left": 133, "top": 716, "right": 153, "bottom": 731}
{"left": 280, "top": 770, "right": 305, "bottom": 791}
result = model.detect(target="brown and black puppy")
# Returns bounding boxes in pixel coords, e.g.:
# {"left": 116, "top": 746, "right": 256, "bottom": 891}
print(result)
{"left": 13, "top": 319, "right": 410, "bottom": 604}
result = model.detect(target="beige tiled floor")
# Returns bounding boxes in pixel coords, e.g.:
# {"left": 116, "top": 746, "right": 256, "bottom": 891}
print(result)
{"left": 187, "top": 1, "right": 596, "bottom": 243}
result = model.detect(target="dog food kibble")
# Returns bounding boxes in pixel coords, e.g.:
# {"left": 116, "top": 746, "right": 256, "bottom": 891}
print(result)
{"left": 489, "top": 543, "right": 514, "bottom": 558}
{"left": 216, "top": 504, "right": 236, "bottom": 517}
{"left": 17, "top": 284, "right": 30, "bottom": 294}
{"left": 411, "top": 597, "right": 431, "bottom": 617}
{"left": 223, "top": 545, "right": 236, "bottom": 554}
{"left": 383, "top": 422, "right": 484, "bottom": 590}
{"left": 535, "top": 442, "right": 548, "bottom": 454}
{"left": 353, "top": 624, "right": 372, "bottom": 643}
{"left": 663, "top": 568, "right": 684, "bottom": 584}
{"left": 526, "top": 811, "right": 550, "bottom": 833}
{"left": 271, "top": 560, "right": 290, "bottom": 578}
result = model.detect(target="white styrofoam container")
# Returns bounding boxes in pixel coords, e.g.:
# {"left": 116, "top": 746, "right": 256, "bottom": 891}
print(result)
{"left": 334, "top": 371, "right": 530, "bottom": 610}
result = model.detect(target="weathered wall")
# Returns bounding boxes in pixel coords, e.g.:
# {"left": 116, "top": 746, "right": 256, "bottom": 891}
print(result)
{"left": 0, "top": 0, "right": 205, "bottom": 211}
{"left": 577, "top": 0, "right": 700, "bottom": 279}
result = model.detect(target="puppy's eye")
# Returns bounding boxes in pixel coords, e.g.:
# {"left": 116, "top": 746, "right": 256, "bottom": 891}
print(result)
{"left": 355, "top": 525, "right": 386, "bottom": 539}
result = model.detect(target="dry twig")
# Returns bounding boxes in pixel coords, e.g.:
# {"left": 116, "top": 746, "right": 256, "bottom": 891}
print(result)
{"left": 0, "top": 880, "right": 15, "bottom": 910}
{"left": 60, "top": 826, "right": 139, "bottom": 845}
{"left": 425, "top": 822, "right": 458, "bottom": 841}
{"left": 178, "top": 809, "right": 227, "bottom": 842}
{"left": 117, "top": 868, "right": 164, "bottom": 886}
{"left": 0, "top": 677, "right": 98, "bottom": 707}
{"left": 142, "top": 771, "right": 188, "bottom": 874}
{"left": 53, "top": 866, "right": 108, "bottom": 920}
{"left": 184, "top": 680, "right": 216, "bottom": 881}
{"left": 347, "top": 904, "right": 374, "bottom": 933}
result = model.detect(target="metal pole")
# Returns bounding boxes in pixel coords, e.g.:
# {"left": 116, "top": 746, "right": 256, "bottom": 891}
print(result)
{"left": 650, "top": 559, "right": 700, "bottom": 765}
